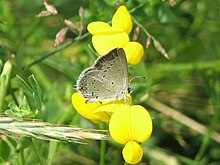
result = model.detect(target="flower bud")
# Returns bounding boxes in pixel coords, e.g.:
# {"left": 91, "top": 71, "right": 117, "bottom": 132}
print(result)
{"left": 44, "top": 2, "right": 58, "bottom": 15}
{"left": 54, "top": 27, "right": 68, "bottom": 46}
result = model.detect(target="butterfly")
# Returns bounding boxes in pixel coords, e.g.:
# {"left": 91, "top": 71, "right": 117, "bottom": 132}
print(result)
{"left": 75, "top": 48, "right": 131, "bottom": 103}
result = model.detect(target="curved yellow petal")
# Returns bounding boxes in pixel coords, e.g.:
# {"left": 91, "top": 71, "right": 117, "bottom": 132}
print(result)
{"left": 128, "top": 105, "right": 153, "bottom": 142}
{"left": 95, "top": 27, "right": 124, "bottom": 34}
{"left": 112, "top": 6, "right": 132, "bottom": 34}
{"left": 71, "top": 93, "right": 110, "bottom": 123}
{"left": 88, "top": 25, "right": 123, "bottom": 35}
{"left": 94, "top": 94, "right": 132, "bottom": 122}
{"left": 122, "top": 141, "right": 143, "bottom": 164}
{"left": 124, "top": 42, "right": 144, "bottom": 65}
{"left": 109, "top": 105, "right": 153, "bottom": 144}
{"left": 92, "top": 32, "right": 129, "bottom": 55}
{"left": 87, "top": 21, "right": 111, "bottom": 34}
{"left": 95, "top": 96, "right": 132, "bottom": 114}
{"left": 101, "top": 94, "right": 132, "bottom": 106}
{"left": 94, "top": 104, "right": 121, "bottom": 119}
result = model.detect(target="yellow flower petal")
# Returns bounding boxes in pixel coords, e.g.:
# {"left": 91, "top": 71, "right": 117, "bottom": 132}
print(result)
{"left": 94, "top": 104, "right": 119, "bottom": 118}
{"left": 94, "top": 94, "right": 132, "bottom": 122}
{"left": 109, "top": 105, "right": 153, "bottom": 144}
{"left": 124, "top": 42, "right": 144, "bottom": 65}
{"left": 71, "top": 93, "right": 110, "bottom": 123}
{"left": 95, "top": 98, "right": 132, "bottom": 114}
{"left": 112, "top": 6, "right": 132, "bottom": 34}
{"left": 92, "top": 32, "right": 129, "bottom": 55}
{"left": 87, "top": 21, "right": 111, "bottom": 34}
{"left": 122, "top": 141, "right": 143, "bottom": 164}
{"left": 88, "top": 24, "right": 123, "bottom": 35}
{"left": 101, "top": 94, "right": 132, "bottom": 106}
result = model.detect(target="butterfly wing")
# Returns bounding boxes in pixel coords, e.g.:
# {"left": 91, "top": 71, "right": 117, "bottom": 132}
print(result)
{"left": 76, "top": 48, "right": 128, "bottom": 103}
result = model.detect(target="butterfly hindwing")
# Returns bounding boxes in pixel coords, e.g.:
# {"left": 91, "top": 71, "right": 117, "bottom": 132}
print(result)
{"left": 76, "top": 48, "right": 128, "bottom": 103}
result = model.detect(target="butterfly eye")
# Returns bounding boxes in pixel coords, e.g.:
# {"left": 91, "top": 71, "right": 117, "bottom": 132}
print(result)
{"left": 127, "top": 87, "right": 132, "bottom": 94}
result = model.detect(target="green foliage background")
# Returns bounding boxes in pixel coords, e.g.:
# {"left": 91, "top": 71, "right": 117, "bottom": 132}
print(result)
{"left": 0, "top": 0, "right": 220, "bottom": 164}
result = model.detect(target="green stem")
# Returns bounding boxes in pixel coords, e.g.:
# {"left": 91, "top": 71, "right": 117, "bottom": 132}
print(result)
{"left": 132, "top": 15, "right": 169, "bottom": 59}
{"left": 31, "top": 138, "right": 44, "bottom": 165}
{"left": 99, "top": 123, "right": 107, "bottom": 165}
{"left": 99, "top": 140, "right": 106, "bottom": 165}
{"left": 149, "top": 59, "right": 220, "bottom": 73}
{"left": 47, "top": 141, "right": 58, "bottom": 165}
{"left": 20, "top": 149, "right": 25, "bottom": 165}
{"left": 23, "top": 33, "right": 89, "bottom": 71}
{"left": 129, "top": 0, "right": 150, "bottom": 14}
{"left": 146, "top": 98, "right": 220, "bottom": 144}
{"left": 132, "top": 16, "right": 154, "bottom": 40}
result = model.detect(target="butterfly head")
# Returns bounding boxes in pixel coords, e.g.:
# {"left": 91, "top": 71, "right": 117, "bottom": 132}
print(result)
{"left": 127, "top": 87, "right": 132, "bottom": 94}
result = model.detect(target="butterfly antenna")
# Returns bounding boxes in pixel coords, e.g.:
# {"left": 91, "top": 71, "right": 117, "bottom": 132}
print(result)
{"left": 129, "top": 76, "right": 145, "bottom": 85}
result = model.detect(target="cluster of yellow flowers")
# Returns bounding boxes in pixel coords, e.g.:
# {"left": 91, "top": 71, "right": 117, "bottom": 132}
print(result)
{"left": 72, "top": 6, "right": 153, "bottom": 164}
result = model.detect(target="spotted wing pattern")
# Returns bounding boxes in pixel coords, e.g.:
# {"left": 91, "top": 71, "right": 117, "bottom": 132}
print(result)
{"left": 76, "top": 48, "right": 128, "bottom": 103}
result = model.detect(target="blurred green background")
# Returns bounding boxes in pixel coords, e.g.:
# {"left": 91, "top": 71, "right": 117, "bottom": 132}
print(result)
{"left": 0, "top": 0, "right": 220, "bottom": 164}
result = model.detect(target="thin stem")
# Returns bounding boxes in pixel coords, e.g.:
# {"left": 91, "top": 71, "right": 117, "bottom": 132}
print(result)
{"left": 31, "top": 138, "right": 44, "bottom": 165}
{"left": 23, "top": 33, "right": 89, "bottom": 71}
{"left": 47, "top": 141, "right": 58, "bottom": 165}
{"left": 99, "top": 140, "right": 106, "bottom": 165}
{"left": 129, "top": 0, "right": 150, "bottom": 14}
{"left": 99, "top": 123, "right": 107, "bottom": 165}
{"left": 132, "top": 16, "right": 153, "bottom": 40}
{"left": 20, "top": 149, "right": 25, "bottom": 165}
{"left": 132, "top": 15, "right": 169, "bottom": 59}
{"left": 145, "top": 98, "right": 220, "bottom": 144}
{"left": 148, "top": 59, "right": 220, "bottom": 73}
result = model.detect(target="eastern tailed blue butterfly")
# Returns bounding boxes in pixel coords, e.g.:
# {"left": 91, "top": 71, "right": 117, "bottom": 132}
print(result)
{"left": 75, "top": 48, "right": 131, "bottom": 103}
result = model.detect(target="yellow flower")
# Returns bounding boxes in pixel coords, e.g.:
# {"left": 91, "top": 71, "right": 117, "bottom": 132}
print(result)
{"left": 109, "top": 105, "right": 153, "bottom": 164}
{"left": 71, "top": 93, "right": 132, "bottom": 123}
{"left": 122, "top": 141, "right": 143, "bottom": 164}
{"left": 87, "top": 6, "right": 144, "bottom": 65}
{"left": 109, "top": 105, "right": 153, "bottom": 144}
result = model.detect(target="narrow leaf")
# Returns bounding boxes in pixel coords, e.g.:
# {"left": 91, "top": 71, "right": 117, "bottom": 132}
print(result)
{"left": 16, "top": 75, "right": 35, "bottom": 111}
{"left": 28, "top": 75, "right": 42, "bottom": 111}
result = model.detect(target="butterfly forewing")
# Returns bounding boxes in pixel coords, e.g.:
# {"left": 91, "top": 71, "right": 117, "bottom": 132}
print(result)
{"left": 76, "top": 48, "right": 129, "bottom": 103}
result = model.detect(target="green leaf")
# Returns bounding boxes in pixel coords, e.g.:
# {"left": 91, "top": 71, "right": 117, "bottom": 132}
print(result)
{"left": 16, "top": 75, "right": 42, "bottom": 113}
{"left": 28, "top": 75, "right": 42, "bottom": 111}
{"left": 0, "top": 60, "right": 12, "bottom": 110}
{"left": 47, "top": 141, "right": 58, "bottom": 165}
{"left": 0, "top": 139, "right": 10, "bottom": 161}
{"left": 16, "top": 75, "right": 35, "bottom": 111}
{"left": 5, "top": 98, "right": 36, "bottom": 118}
